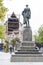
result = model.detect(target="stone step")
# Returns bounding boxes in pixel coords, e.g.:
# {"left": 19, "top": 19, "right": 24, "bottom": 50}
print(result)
{"left": 17, "top": 49, "right": 39, "bottom": 51}
{"left": 22, "top": 43, "right": 34, "bottom": 46}
{"left": 11, "top": 54, "right": 43, "bottom": 62}
{"left": 21, "top": 46, "right": 35, "bottom": 47}
{"left": 15, "top": 50, "right": 41, "bottom": 54}
{"left": 22, "top": 41, "right": 34, "bottom": 43}
{"left": 22, "top": 41, "right": 34, "bottom": 46}
{"left": 20, "top": 46, "right": 35, "bottom": 50}
{"left": 11, "top": 54, "right": 43, "bottom": 57}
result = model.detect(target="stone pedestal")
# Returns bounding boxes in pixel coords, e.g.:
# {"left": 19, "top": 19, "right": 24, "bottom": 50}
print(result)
{"left": 23, "top": 27, "right": 32, "bottom": 41}
{"left": 11, "top": 27, "right": 43, "bottom": 62}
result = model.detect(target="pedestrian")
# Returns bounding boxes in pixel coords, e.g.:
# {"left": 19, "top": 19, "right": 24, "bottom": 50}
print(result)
{"left": 9, "top": 45, "right": 13, "bottom": 54}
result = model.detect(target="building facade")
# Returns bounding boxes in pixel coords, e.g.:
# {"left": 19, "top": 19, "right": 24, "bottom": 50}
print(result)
{"left": 5, "top": 12, "right": 19, "bottom": 40}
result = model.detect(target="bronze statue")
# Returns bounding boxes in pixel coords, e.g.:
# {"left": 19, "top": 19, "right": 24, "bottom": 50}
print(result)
{"left": 22, "top": 5, "right": 31, "bottom": 27}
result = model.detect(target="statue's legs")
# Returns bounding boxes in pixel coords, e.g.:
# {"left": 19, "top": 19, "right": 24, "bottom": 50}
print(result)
{"left": 28, "top": 20, "right": 29, "bottom": 26}
{"left": 27, "top": 18, "right": 29, "bottom": 27}
{"left": 26, "top": 18, "right": 27, "bottom": 27}
{"left": 26, "top": 22, "right": 27, "bottom": 27}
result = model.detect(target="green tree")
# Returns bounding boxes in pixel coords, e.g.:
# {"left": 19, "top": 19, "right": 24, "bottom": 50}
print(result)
{"left": 34, "top": 34, "right": 41, "bottom": 43}
{"left": 38, "top": 25, "right": 43, "bottom": 43}
{"left": 0, "top": 25, "right": 6, "bottom": 39}
{"left": 4, "top": 40, "right": 9, "bottom": 52}
{"left": 34, "top": 25, "right": 43, "bottom": 44}
{"left": 0, "top": 0, "right": 8, "bottom": 21}
{"left": 11, "top": 38, "right": 16, "bottom": 46}
{"left": 10, "top": 38, "right": 21, "bottom": 45}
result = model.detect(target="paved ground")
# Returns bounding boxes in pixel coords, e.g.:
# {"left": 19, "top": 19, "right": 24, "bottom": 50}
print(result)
{"left": 0, "top": 52, "right": 43, "bottom": 65}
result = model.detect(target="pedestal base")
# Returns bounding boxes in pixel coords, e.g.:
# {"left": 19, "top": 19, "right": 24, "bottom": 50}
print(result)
{"left": 11, "top": 54, "right": 43, "bottom": 62}
{"left": 11, "top": 27, "right": 43, "bottom": 62}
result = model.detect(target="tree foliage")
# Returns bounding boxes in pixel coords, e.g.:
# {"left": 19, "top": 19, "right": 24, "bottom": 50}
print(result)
{"left": 0, "top": 0, "right": 8, "bottom": 21}
{"left": 11, "top": 38, "right": 16, "bottom": 45}
{"left": 0, "top": 25, "right": 6, "bottom": 39}
{"left": 34, "top": 25, "right": 43, "bottom": 44}
{"left": 11, "top": 38, "right": 21, "bottom": 45}
{"left": 38, "top": 25, "right": 43, "bottom": 43}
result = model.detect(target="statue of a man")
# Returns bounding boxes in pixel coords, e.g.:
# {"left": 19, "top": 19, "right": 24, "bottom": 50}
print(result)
{"left": 22, "top": 5, "right": 31, "bottom": 27}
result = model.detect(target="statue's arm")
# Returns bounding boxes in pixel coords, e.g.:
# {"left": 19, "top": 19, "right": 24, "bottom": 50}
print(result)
{"left": 29, "top": 8, "right": 31, "bottom": 18}
{"left": 22, "top": 11, "right": 24, "bottom": 15}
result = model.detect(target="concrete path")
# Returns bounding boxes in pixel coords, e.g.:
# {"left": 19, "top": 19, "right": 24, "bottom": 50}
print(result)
{"left": 0, "top": 52, "right": 43, "bottom": 65}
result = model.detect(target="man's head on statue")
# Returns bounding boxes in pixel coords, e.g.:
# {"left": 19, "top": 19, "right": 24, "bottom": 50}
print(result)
{"left": 26, "top": 5, "right": 28, "bottom": 7}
